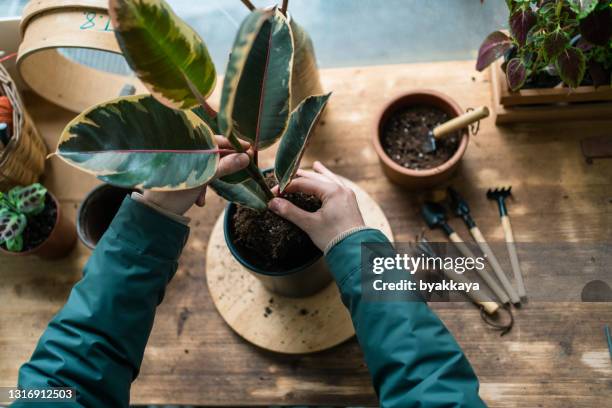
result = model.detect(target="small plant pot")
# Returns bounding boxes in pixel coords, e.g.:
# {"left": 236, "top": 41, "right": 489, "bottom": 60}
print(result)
{"left": 77, "top": 184, "right": 138, "bottom": 250}
{"left": 372, "top": 89, "right": 469, "bottom": 189}
{"left": 223, "top": 202, "right": 332, "bottom": 298}
{"left": 0, "top": 191, "right": 76, "bottom": 259}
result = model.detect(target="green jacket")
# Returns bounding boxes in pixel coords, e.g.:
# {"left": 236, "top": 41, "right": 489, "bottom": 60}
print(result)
{"left": 14, "top": 198, "right": 485, "bottom": 407}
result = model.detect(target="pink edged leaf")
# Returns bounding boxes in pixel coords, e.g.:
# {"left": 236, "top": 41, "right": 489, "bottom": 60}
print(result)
{"left": 476, "top": 31, "right": 513, "bottom": 71}
{"left": 555, "top": 47, "right": 586, "bottom": 88}
{"left": 506, "top": 58, "right": 527, "bottom": 91}
{"left": 510, "top": 9, "right": 537, "bottom": 46}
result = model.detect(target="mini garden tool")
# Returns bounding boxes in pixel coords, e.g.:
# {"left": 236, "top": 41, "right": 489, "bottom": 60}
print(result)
{"left": 487, "top": 187, "right": 527, "bottom": 299}
{"left": 416, "top": 235, "right": 500, "bottom": 315}
{"left": 422, "top": 202, "right": 510, "bottom": 304}
{"left": 448, "top": 187, "right": 521, "bottom": 304}
{"left": 422, "top": 106, "right": 490, "bottom": 153}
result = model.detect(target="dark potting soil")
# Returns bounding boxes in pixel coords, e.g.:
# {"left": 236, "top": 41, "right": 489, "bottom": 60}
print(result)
{"left": 231, "top": 173, "right": 322, "bottom": 271}
{"left": 381, "top": 106, "right": 461, "bottom": 170}
{"left": 1, "top": 193, "right": 56, "bottom": 252}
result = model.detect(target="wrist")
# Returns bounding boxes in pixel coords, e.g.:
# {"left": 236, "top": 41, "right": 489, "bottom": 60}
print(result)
{"left": 134, "top": 192, "right": 191, "bottom": 225}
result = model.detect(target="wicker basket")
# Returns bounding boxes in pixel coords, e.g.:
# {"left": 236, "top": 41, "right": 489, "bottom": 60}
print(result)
{"left": 0, "top": 62, "right": 47, "bottom": 191}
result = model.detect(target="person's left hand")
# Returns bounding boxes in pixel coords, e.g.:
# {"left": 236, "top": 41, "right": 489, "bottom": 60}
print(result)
{"left": 143, "top": 136, "right": 250, "bottom": 215}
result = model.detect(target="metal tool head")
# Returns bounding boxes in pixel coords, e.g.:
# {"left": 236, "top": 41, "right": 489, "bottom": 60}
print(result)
{"left": 421, "top": 201, "right": 448, "bottom": 229}
{"left": 448, "top": 187, "right": 470, "bottom": 217}
{"left": 422, "top": 131, "right": 437, "bottom": 154}
{"left": 486, "top": 186, "right": 512, "bottom": 201}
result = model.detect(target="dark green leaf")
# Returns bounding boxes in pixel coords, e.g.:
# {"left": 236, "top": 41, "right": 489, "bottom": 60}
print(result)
{"left": 57, "top": 95, "right": 220, "bottom": 191}
{"left": 567, "top": 0, "right": 599, "bottom": 18}
{"left": 555, "top": 47, "right": 586, "bottom": 88}
{"left": 8, "top": 183, "right": 47, "bottom": 215}
{"left": 275, "top": 93, "right": 331, "bottom": 193}
{"left": 209, "top": 178, "right": 269, "bottom": 211}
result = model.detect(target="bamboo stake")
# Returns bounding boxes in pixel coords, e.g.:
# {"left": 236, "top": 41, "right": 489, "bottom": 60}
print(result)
{"left": 240, "top": 0, "right": 256, "bottom": 11}
{"left": 281, "top": 0, "right": 289, "bottom": 15}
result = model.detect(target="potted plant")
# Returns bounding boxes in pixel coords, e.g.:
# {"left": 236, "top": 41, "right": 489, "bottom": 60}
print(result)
{"left": 0, "top": 183, "right": 76, "bottom": 259}
{"left": 372, "top": 90, "right": 471, "bottom": 189}
{"left": 54, "top": 2, "right": 331, "bottom": 297}
{"left": 477, "top": 0, "right": 612, "bottom": 123}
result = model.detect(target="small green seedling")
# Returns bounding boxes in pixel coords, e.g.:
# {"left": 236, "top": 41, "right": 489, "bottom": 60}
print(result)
{"left": 0, "top": 183, "right": 47, "bottom": 252}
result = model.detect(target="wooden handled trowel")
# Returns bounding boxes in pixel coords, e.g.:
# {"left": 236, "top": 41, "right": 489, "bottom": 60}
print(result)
{"left": 422, "top": 106, "right": 490, "bottom": 153}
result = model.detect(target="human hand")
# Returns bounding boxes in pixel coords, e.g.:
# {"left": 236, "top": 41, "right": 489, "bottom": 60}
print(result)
{"left": 268, "top": 161, "right": 365, "bottom": 251}
{"left": 143, "top": 136, "right": 250, "bottom": 215}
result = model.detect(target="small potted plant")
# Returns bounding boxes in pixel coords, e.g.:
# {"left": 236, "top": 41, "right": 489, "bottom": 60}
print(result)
{"left": 477, "top": 0, "right": 612, "bottom": 123}
{"left": 0, "top": 183, "right": 76, "bottom": 258}
{"left": 55, "top": 3, "right": 331, "bottom": 297}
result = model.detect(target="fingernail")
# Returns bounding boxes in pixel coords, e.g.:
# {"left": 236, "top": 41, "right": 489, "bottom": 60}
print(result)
{"left": 268, "top": 198, "right": 280, "bottom": 212}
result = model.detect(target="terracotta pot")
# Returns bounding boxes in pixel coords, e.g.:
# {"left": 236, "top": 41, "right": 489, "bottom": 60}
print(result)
{"left": 373, "top": 89, "right": 469, "bottom": 189}
{"left": 77, "top": 184, "right": 138, "bottom": 250}
{"left": 1, "top": 191, "right": 76, "bottom": 259}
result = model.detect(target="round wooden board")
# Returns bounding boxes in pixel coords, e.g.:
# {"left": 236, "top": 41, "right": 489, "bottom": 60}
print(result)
{"left": 206, "top": 177, "right": 393, "bottom": 354}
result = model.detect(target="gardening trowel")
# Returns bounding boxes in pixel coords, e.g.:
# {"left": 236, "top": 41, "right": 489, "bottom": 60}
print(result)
{"left": 487, "top": 187, "right": 527, "bottom": 299}
{"left": 448, "top": 187, "right": 521, "bottom": 304}
{"left": 422, "top": 202, "right": 510, "bottom": 304}
{"left": 422, "top": 106, "right": 490, "bottom": 153}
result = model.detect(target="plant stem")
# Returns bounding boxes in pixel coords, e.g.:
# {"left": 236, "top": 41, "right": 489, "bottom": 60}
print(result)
{"left": 281, "top": 0, "right": 289, "bottom": 15}
{"left": 226, "top": 133, "right": 274, "bottom": 200}
{"left": 240, "top": 0, "right": 256, "bottom": 11}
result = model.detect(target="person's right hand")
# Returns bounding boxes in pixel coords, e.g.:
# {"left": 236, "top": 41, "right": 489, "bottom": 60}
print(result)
{"left": 268, "top": 161, "right": 366, "bottom": 251}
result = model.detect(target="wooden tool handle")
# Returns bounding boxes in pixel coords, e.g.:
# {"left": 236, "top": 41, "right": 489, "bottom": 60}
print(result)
{"left": 448, "top": 232, "right": 510, "bottom": 304}
{"left": 470, "top": 226, "right": 521, "bottom": 305}
{"left": 441, "top": 264, "right": 500, "bottom": 315}
{"left": 433, "top": 106, "right": 490, "bottom": 139}
{"left": 502, "top": 216, "right": 527, "bottom": 299}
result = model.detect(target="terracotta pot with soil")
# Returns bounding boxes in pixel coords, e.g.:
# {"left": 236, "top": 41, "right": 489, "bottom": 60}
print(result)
{"left": 0, "top": 187, "right": 76, "bottom": 259}
{"left": 373, "top": 90, "right": 469, "bottom": 189}
{"left": 223, "top": 171, "right": 331, "bottom": 298}
{"left": 77, "top": 184, "right": 139, "bottom": 250}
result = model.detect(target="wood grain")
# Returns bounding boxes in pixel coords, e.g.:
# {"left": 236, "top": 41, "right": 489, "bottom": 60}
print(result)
{"left": 0, "top": 60, "right": 611, "bottom": 407}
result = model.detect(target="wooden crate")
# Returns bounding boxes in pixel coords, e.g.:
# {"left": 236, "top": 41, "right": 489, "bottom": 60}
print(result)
{"left": 489, "top": 59, "right": 612, "bottom": 124}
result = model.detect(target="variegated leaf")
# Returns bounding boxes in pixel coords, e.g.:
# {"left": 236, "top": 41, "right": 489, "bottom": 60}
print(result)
{"left": 275, "top": 93, "right": 331, "bottom": 193}
{"left": 218, "top": 8, "right": 294, "bottom": 150}
{"left": 56, "top": 95, "right": 220, "bottom": 191}
{"left": 0, "top": 208, "right": 26, "bottom": 247}
{"left": 8, "top": 183, "right": 47, "bottom": 215}
{"left": 109, "top": 0, "right": 216, "bottom": 110}
{"left": 209, "top": 178, "right": 269, "bottom": 211}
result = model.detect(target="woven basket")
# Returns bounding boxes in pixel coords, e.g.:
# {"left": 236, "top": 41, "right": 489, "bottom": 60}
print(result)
{"left": 0, "top": 62, "right": 47, "bottom": 191}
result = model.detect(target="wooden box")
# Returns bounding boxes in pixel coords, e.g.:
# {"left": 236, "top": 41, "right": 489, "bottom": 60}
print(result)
{"left": 489, "top": 59, "right": 612, "bottom": 124}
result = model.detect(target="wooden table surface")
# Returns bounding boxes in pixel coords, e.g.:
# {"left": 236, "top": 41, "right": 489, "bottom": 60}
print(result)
{"left": 1, "top": 60, "right": 611, "bottom": 407}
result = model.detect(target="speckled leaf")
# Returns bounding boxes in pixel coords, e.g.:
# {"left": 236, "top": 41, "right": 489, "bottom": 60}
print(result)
{"left": 275, "top": 93, "right": 331, "bottom": 193}
{"left": 555, "top": 47, "right": 586, "bottom": 88}
{"left": 510, "top": 9, "right": 537, "bottom": 46}
{"left": 56, "top": 95, "right": 220, "bottom": 191}
{"left": 543, "top": 30, "right": 569, "bottom": 61}
{"left": 0, "top": 208, "right": 26, "bottom": 248}
{"left": 209, "top": 178, "right": 268, "bottom": 211}
{"left": 218, "top": 8, "right": 294, "bottom": 150}
{"left": 109, "top": 0, "right": 216, "bottom": 110}
{"left": 8, "top": 183, "right": 47, "bottom": 215}
{"left": 506, "top": 58, "right": 527, "bottom": 91}
{"left": 476, "top": 31, "right": 513, "bottom": 71}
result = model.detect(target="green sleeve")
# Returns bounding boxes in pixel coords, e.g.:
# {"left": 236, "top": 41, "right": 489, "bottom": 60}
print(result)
{"left": 14, "top": 197, "right": 189, "bottom": 408}
{"left": 326, "top": 229, "right": 486, "bottom": 408}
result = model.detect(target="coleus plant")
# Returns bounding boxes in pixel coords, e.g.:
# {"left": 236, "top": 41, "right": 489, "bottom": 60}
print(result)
{"left": 55, "top": 0, "right": 330, "bottom": 211}
{"left": 0, "top": 183, "right": 47, "bottom": 252}
{"left": 477, "top": 0, "right": 612, "bottom": 90}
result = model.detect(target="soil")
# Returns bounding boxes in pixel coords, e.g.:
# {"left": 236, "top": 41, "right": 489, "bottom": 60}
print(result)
{"left": 381, "top": 106, "right": 461, "bottom": 170}
{"left": 231, "top": 173, "right": 322, "bottom": 272}
{"left": 1, "top": 193, "right": 56, "bottom": 252}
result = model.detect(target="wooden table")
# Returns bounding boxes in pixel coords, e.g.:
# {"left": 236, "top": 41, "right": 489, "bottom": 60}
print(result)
{"left": 1, "top": 60, "right": 611, "bottom": 407}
